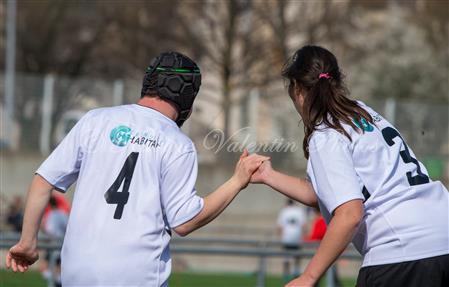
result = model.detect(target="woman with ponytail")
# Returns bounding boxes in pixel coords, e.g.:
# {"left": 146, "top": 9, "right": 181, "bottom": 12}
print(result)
{"left": 251, "top": 45, "right": 449, "bottom": 287}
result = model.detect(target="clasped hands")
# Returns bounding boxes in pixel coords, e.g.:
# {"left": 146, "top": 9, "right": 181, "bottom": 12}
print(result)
{"left": 231, "top": 149, "right": 273, "bottom": 190}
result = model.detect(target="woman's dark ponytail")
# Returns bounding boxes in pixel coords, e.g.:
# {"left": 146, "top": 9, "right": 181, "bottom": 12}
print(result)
{"left": 282, "top": 45, "right": 373, "bottom": 159}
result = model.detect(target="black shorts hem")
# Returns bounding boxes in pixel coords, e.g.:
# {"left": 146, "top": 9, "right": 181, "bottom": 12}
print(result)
{"left": 356, "top": 254, "right": 449, "bottom": 287}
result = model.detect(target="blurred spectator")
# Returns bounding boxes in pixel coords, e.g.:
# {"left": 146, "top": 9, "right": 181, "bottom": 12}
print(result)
{"left": 42, "top": 191, "right": 70, "bottom": 227}
{"left": 304, "top": 207, "right": 326, "bottom": 241}
{"left": 6, "top": 196, "right": 24, "bottom": 232}
{"left": 44, "top": 196, "right": 69, "bottom": 238}
{"left": 40, "top": 195, "right": 69, "bottom": 287}
{"left": 277, "top": 199, "right": 306, "bottom": 281}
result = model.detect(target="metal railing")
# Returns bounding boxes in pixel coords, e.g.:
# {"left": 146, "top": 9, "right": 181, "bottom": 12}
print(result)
{"left": 0, "top": 232, "right": 361, "bottom": 287}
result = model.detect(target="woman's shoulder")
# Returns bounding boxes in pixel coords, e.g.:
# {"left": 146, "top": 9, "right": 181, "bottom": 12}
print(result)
{"left": 355, "top": 100, "right": 383, "bottom": 121}
{"left": 309, "top": 127, "right": 351, "bottom": 153}
{"left": 312, "top": 100, "right": 380, "bottom": 139}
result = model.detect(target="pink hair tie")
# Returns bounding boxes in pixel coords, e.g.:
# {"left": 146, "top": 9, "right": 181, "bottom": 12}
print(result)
{"left": 319, "top": 73, "right": 331, "bottom": 79}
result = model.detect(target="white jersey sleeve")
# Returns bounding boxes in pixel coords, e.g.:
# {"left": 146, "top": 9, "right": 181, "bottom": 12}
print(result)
{"left": 161, "top": 150, "right": 204, "bottom": 228}
{"left": 308, "top": 131, "right": 365, "bottom": 214}
{"left": 36, "top": 112, "right": 89, "bottom": 191}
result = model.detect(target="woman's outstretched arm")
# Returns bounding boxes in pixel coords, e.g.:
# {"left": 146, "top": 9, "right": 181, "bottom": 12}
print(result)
{"left": 251, "top": 161, "right": 318, "bottom": 207}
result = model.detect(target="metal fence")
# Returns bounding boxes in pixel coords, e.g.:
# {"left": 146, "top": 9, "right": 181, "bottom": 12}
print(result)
{"left": 0, "top": 233, "right": 361, "bottom": 287}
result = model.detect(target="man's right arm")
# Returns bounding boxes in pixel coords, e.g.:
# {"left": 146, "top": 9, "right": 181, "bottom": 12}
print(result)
{"left": 173, "top": 177, "right": 242, "bottom": 237}
{"left": 173, "top": 150, "right": 269, "bottom": 237}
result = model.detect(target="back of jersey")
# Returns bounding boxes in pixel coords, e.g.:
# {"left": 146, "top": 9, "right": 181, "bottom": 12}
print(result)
{"left": 36, "top": 104, "right": 204, "bottom": 286}
{"left": 307, "top": 101, "right": 449, "bottom": 267}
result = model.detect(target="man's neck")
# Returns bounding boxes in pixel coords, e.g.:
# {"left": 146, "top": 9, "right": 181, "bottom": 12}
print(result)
{"left": 137, "top": 97, "right": 178, "bottom": 122}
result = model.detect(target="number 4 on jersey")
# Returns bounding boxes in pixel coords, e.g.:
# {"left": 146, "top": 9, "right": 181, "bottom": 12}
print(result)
{"left": 104, "top": 152, "right": 139, "bottom": 219}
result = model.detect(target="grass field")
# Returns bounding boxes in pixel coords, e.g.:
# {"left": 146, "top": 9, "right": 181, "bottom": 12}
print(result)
{"left": 0, "top": 270, "right": 357, "bottom": 287}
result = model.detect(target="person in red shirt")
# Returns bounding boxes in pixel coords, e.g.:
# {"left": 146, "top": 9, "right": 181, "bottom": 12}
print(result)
{"left": 42, "top": 191, "right": 70, "bottom": 224}
{"left": 39, "top": 191, "right": 70, "bottom": 287}
{"left": 304, "top": 208, "right": 326, "bottom": 241}
{"left": 304, "top": 208, "right": 343, "bottom": 287}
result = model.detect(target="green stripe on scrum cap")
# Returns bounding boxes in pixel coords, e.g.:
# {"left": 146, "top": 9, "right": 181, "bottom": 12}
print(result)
{"left": 146, "top": 67, "right": 201, "bottom": 73}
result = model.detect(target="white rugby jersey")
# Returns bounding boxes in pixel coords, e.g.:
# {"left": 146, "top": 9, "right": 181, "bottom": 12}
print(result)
{"left": 36, "top": 104, "right": 204, "bottom": 286}
{"left": 306, "top": 101, "right": 449, "bottom": 267}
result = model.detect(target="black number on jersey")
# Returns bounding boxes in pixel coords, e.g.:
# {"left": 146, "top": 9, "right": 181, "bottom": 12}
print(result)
{"left": 104, "top": 152, "right": 139, "bottom": 219}
{"left": 381, "top": 127, "right": 429, "bottom": 186}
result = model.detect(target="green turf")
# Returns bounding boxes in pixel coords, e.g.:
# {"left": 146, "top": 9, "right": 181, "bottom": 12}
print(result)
{"left": 171, "top": 272, "right": 357, "bottom": 287}
{"left": 170, "top": 272, "right": 283, "bottom": 287}
{"left": 0, "top": 270, "right": 47, "bottom": 287}
{"left": 0, "top": 270, "right": 357, "bottom": 287}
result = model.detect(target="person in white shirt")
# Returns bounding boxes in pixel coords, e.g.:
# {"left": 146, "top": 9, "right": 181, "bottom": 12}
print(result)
{"left": 44, "top": 196, "right": 69, "bottom": 239}
{"left": 5, "top": 51, "right": 269, "bottom": 287}
{"left": 277, "top": 199, "right": 306, "bottom": 280}
{"left": 250, "top": 45, "right": 449, "bottom": 287}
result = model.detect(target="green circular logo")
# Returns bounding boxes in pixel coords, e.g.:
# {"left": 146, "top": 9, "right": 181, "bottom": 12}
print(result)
{"left": 110, "top": 125, "right": 131, "bottom": 147}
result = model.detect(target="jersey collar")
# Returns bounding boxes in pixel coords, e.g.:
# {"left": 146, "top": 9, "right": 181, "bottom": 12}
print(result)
{"left": 133, "top": 104, "right": 179, "bottom": 128}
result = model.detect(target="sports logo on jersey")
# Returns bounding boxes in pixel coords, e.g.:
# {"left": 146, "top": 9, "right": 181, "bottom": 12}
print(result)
{"left": 371, "top": 113, "right": 382, "bottom": 123}
{"left": 353, "top": 118, "right": 374, "bottom": 132}
{"left": 110, "top": 125, "right": 132, "bottom": 147}
{"left": 130, "top": 134, "right": 161, "bottom": 148}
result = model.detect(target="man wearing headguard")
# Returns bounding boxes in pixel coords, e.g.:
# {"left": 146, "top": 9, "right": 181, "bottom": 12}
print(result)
{"left": 6, "top": 52, "right": 269, "bottom": 286}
